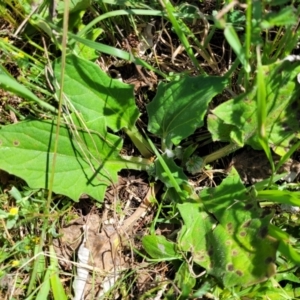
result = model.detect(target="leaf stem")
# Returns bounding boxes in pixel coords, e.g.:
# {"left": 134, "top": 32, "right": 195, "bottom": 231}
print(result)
{"left": 123, "top": 127, "right": 154, "bottom": 158}
{"left": 144, "top": 132, "right": 183, "bottom": 194}
{"left": 244, "top": 0, "right": 252, "bottom": 90}
{"left": 203, "top": 143, "right": 241, "bottom": 164}
{"left": 120, "top": 155, "right": 153, "bottom": 170}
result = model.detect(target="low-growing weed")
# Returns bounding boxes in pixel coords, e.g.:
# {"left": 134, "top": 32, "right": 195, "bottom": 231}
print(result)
{"left": 1, "top": 0, "right": 300, "bottom": 298}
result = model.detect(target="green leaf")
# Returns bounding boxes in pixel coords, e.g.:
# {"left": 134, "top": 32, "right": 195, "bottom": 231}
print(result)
{"left": 269, "top": 224, "right": 300, "bottom": 264}
{"left": 178, "top": 168, "right": 278, "bottom": 287}
{"left": 154, "top": 154, "right": 188, "bottom": 188}
{"left": 36, "top": 256, "right": 50, "bottom": 300}
{"left": 0, "top": 118, "right": 127, "bottom": 201}
{"left": 178, "top": 203, "right": 215, "bottom": 259}
{"left": 49, "top": 245, "right": 68, "bottom": 300}
{"left": 6, "top": 217, "right": 18, "bottom": 229}
{"left": 0, "top": 68, "right": 56, "bottom": 113}
{"left": 200, "top": 167, "right": 248, "bottom": 218}
{"left": 0, "top": 55, "right": 151, "bottom": 201}
{"left": 276, "top": 272, "right": 300, "bottom": 284}
{"left": 175, "top": 262, "right": 196, "bottom": 298}
{"left": 142, "top": 235, "right": 180, "bottom": 260}
{"left": 56, "top": 0, "right": 92, "bottom": 14}
{"left": 147, "top": 75, "right": 227, "bottom": 147}
{"left": 153, "top": 153, "right": 189, "bottom": 202}
{"left": 208, "top": 59, "right": 300, "bottom": 154}
{"left": 54, "top": 54, "right": 140, "bottom": 132}
{"left": 257, "top": 190, "right": 300, "bottom": 206}
{"left": 75, "top": 28, "right": 103, "bottom": 61}
{"left": 245, "top": 283, "right": 295, "bottom": 300}
{"left": 261, "top": 7, "right": 298, "bottom": 29}
{"left": 224, "top": 24, "right": 250, "bottom": 72}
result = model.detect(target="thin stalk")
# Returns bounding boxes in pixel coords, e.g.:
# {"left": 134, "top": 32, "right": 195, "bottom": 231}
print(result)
{"left": 27, "top": 0, "right": 70, "bottom": 296}
{"left": 78, "top": 9, "right": 165, "bottom": 38}
{"left": 78, "top": 9, "right": 209, "bottom": 38}
{"left": 244, "top": 0, "right": 252, "bottom": 91}
{"left": 273, "top": 26, "right": 296, "bottom": 60}
{"left": 45, "top": 0, "right": 69, "bottom": 209}
{"left": 203, "top": 143, "right": 241, "bottom": 164}
{"left": 256, "top": 46, "right": 274, "bottom": 187}
{"left": 161, "top": 0, "right": 204, "bottom": 74}
{"left": 225, "top": 57, "right": 241, "bottom": 78}
{"left": 275, "top": 140, "right": 300, "bottom": 174}
{"left": 203, "top": 25, "right": 216, "bottom": 48}
{"left": 123, "top": 127, "right": 153, "bottom": 158}
{"left": 150, "top": 199, "right": 163, "bottom": 235}
{"left": 120, "top": 155, "right": 153, "bottom": 170}
{"left": 21, "top": 79, "right": 53, "bottom": 97}
{"left": 5, "top": 105, "right": 25, "bottom": 120}
{"left": 68, "top": 33, "right": 168, "bottom": 79}
{"left": 145, "top": 132, "right": 183, "bottom": 194}
{"left": 26, "top": 35, "right": 48, "bottom": 53}
{"left": 26, "top": 228, "right": 47, "bottom": 296}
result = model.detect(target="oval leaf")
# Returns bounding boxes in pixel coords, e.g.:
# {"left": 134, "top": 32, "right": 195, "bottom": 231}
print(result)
{"left": 147, "top": 75, "right": 227, "bottom": 147}
{"left": 0, "top": 118, "right": 125, "bottom": 201}
{"left": 142, "top": 235, "right": 180, "bottom": 260}
{"left": 54, "top": 54, "right": 140, "bottom": 132}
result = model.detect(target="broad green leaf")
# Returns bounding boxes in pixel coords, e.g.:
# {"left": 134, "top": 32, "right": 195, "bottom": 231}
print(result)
{"left": 178, "top": 204, "right": 215, "bottom": 259}
{"left": 147, "top": 76, "right": 227, "bottom": 147}
{"left": 0, "top": 118, "right": 128, "bottom": 201}
{"left": 174, "top": 262, "right": 196, "bottom": 298}
{"left": 54, "top": 54, "right": 140, "bottom": 132}
{"left": 200, "top": 167, "right": 248, "bottom": 219}
{"left": 0, "top": 55, "right": 150, "bottom": 201}
{"left": 208, "top": 60, "right": 300, "bottom": 155}
{"left": 142, "top": 235, "right": 180, "bottom": 260}
{"left": 178, "top": 168, "right": 278, "bottom": 287}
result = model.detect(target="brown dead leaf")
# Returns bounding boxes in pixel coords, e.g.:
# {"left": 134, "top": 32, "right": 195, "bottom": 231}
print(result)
{"left": 53, "top": 183, "right": 158, "bottom": 299}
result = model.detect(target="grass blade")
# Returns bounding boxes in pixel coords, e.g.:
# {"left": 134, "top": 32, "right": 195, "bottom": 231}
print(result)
{"left": 0, "top": 71, "right": 57, "bottom": 113}
{"left": 49, "top": 245, "right": 68, "bottom": 300}
{"left": 224, "top": 24, "right": 250, "bottom": 73}
{"left": 256, "top": 47, "right": 274, "bottom": 177}
{"left": 161, "top": 0, "right": 204, "bottom": 74}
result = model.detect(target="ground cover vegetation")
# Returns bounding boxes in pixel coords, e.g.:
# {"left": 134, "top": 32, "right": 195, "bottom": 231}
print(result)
{"left": 1, "top": 0, "right": 300, "bottom": 298}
